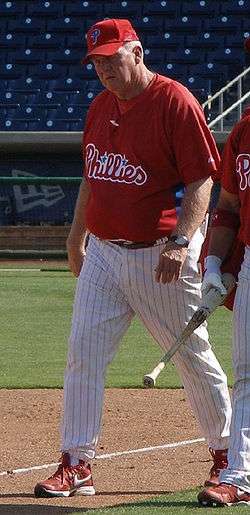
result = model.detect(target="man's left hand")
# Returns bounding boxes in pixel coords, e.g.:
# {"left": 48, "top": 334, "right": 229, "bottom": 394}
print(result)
{"left": 155, "top": 243, "right": 188, "bottom": 283}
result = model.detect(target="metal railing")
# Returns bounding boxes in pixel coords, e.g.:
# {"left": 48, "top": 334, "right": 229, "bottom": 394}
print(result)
{"left": 202, "top": 65, "right": 250, "bottom": 131}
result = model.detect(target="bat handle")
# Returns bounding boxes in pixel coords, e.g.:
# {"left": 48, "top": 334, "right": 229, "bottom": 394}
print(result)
{"left": 143, "top": 361, "right": 165, "bottom": 388}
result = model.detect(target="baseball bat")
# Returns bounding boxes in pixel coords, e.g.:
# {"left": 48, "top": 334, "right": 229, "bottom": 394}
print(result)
{"left": 143, "top": 272, "right": 236, "bottom": 388}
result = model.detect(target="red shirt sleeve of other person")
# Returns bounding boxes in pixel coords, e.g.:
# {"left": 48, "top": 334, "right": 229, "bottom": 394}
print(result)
{"left": 221, "top": 107, "right": 250, "bottom": 247}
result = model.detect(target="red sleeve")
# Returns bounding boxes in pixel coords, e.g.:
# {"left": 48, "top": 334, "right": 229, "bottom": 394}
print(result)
{"left": 166, "top": 82, "right": 220, "bottom": 185}
{"left": 220, "top": 127, "right": 239, "bottom": 194}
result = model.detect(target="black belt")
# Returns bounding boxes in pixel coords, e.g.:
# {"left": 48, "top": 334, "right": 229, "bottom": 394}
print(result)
{"left": 108, "top": 237, "right": 168, "bottom": 249}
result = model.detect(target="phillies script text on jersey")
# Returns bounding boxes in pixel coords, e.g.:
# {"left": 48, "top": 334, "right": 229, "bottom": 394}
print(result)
{"left": 85, "top": 143, "right": 148, "bottom": 186}
{"left": 236, "top": 153, "right": 250, "bottom": 191}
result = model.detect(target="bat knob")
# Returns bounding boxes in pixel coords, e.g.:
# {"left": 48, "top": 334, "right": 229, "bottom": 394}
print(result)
{"left": 143, "top": 375, "right": 155, "bottom": 388}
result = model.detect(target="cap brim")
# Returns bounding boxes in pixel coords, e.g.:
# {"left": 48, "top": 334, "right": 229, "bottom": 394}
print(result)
{"left": 82, "top": 41, "right": 123, "bottom": 64}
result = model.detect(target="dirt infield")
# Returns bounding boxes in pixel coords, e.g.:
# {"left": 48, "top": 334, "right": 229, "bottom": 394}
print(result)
{"left": 0, "top": 389, "right": 212, "bottom": 512}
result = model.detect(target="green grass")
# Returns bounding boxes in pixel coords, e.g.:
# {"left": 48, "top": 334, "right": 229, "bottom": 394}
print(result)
{"left": 0, "top": 269, "right": 233, "bottom": 389}
{"left": 60, "top": 489, "right": 250, "bottom": 514}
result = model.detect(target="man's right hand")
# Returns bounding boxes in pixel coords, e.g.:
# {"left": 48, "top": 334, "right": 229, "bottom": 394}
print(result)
{"left": 67, "top": 241, "right": 86, "bottom": 277}
{"left": 202, "top": 271, "right": 227, "bottom": 296}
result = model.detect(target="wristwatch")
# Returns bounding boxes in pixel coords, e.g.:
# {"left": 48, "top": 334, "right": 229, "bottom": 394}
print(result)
{"left": 168, "top": 234, "right": 190, "bottom": 247}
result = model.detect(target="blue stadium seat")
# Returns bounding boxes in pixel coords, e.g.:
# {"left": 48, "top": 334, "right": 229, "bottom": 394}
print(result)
{"left": 8, "top": 17, "right": 46, "bottom": 33}
{"left": 41, "top": 118, "right": 84, "bottom": 131}
{"left": 46, "top": 17, "right": 83, "bottom": 33}
{"left": 145, "top": 32, "right": 184, "bottom": 49}
{"left": 8, "top": 48, "right": 46, "bottom": 64}
{"left": 219, "top": 0, "right": 249, "bottom": 15}
{"left": 29, "top": 33, "right": 64, "bottom": 49}
{"left": 28, "top": 91, "right": 65, "bottom": 108}
{"left": 0, "top": 1, "right": 26, "bottom": 15}
{"left": 26, "top": 1, "right": 64, "bottom": 17}
{"left": 204, "top": 16, "right": 240, "bottom": 32}
{"left": 6, "top": 77, "right": 41, "bottom": 91}
{"left": 0, "top": 32, "right": 26, "bottom": 49}
{"left": 186, "top": 31, "right": 224, "bottom": 49}
{"left": 47, "top": 48, "right": 82, "bottom": 64}
{"left": 165, "top": 47, "right": 202, "bottom": 64}
{"left": 225, "top": 32, "right": 249, "bottom": 49}
{"left": 163, "top": 62, "right": 186, "bottom": 82}
{"left": 45, "top": 77, "right": 84, "bottom": 92}
{"left": 0, "top": 64, "right": 23, "bottom": 79}
{"left": 28, "top": 63, "right": 68, "bottom": 79}
{"left": 104, "top": 1, "right": 144, "bottom": 17}
{"left": 65, "top": 0, "right": 103, "bottom": 17}
{"left": 66, "top": 34, "right": 86, "bottom": 49}
{"left": 188, "top": 62, "right": 228, "bottom": 93}
{"left": 181, "top": 1, "right": 220, "bottom": 16}
{"left": 144, "top": 48, "right": 166, "bottom": 64}
{"left": 0, "top": 91, "right": 24, "bottom": 103}
{"left": 133, "top": 16, "right": 165, "bottom": 34}
{"left": 143, "top": 0, "right": 181, "bottom": 16}
{"left": 207, "top": 47, "right": 245, "bottom": 66}
{"left": 165, "top": 15, "right": 202, "bottom": 34}
{"left": 72, "top": 63, "right": 97, "bottom": 80}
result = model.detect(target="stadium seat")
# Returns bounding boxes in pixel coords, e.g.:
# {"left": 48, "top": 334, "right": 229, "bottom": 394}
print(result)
{"left": 29, "top": 33, "right": 64, "bottom": 49}
{"left": 219, "top": 0, "right": 249, "bottom": 15}
{"left": 6, "top": 77, "right": 42, "bottom": 91}
{"left": 165, "top": 47, "right": 202, "bottom": 64}
{"left": 204, "top": 15, "right": 240, "bottom": 32}
{"left": 65, "top": 0, "right": 103, "bottom": 17}
{"left": 32, "top": 91, "right": 67, "bottom": 105}
{"left": 66, "top": 34, "right": 86, "bottom": 50}
{"left": 46, "top": 17, "right": 83, "bottom": 33}
{"left": 0, "top": 91, "right": 24, "bottom": 104}
{"left": 143, "top": 0, "right": 181, "bottom": 16}
{"left": 9, "top": 48, "right": 46, "bottom": 65}
{"left": 225, "top": 32, "right": 249, "bottom": 49}
{"left": 207, "top": 47, "right": 245, "bottom": 66}
{"left": 165, "top": 15, "right": 202, "bottom": 34}
{"left": 104, "top": 1, "right": 144, "bottom": 17}
{"left": 0, "top": 32, "right": 26, "bottom": 49}
{"left": 0, "top": 64, "right": 23, "bottom": 79}
{"left": 186, "top": 31, "right": 225, "bottom": 49}
{"left": 26, "top": 1, "right": 64, "bottom": 17}
{"left": 145, "top": 32, "right": 184, "bottom": 49}
{"left": 0, "top": 1, "right": 26, "bottom": 15}
{"left": 46, "top": 48, "right": 82, "bottom": 65}
{"left": 181, "top": 1, "right": 220, "bottom": 16}
{"left": 28, "top": 63, "right": 68, "bottom": 79}
{"left": 144, "top": 48, "right": 166, "bottom": 64}
{"left": 8, "top": 17, "right": 46, "bottom": 33}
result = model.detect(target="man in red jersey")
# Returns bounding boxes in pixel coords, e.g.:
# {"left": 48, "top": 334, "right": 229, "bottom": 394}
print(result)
{"left": 198, "top": 108, "right": 250, "bottom": 507}
{"left": 34, "top": 19, "right": 231, "bottom": 499}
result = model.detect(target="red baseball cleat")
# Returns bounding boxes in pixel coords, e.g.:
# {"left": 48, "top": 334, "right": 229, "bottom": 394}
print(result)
{"left": 204, "top": 448, "right": 228, "bottom": 486}
{"left": 198, "top": 483, "right": 250, "bottom": 506}
{"left": 34, "top": 452, "right": 95, "bottom": 497}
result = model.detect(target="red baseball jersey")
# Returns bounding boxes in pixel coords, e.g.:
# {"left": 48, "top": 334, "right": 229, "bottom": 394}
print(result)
{"left": 83, "top": 74, "right": 220, "bottom": 241}
{"left": 221, "top": 107, "right": 250, "bottom": 246}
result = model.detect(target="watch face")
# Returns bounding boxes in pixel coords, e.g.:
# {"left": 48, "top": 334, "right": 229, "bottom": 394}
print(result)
{"left": 170, "top": 235, "right": 189, "bottom": 247}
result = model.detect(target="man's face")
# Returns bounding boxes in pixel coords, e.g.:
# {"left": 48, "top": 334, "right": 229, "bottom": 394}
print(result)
{"left": 91, "top": 47, "right": 137, "bottom": 97}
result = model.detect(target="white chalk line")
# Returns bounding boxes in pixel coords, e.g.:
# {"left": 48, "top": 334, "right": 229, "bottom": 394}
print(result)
{"left": 0, "top": 437, "right": 205, "bottom": 477}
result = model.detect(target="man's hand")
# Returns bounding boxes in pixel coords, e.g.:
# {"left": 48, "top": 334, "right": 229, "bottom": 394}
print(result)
{"left": 202, "top": 271, "right": 227, "bottom": 296}
{"left": 155, "top": 243, "right": 188, "bottom": 283}
{"left": 67, "top": 240, "right": 86, "bottom": 277}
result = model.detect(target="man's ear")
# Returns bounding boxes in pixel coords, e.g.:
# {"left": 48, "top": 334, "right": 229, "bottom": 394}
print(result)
{"left": 133, "top": 46, "right": 142, "bottom": 64}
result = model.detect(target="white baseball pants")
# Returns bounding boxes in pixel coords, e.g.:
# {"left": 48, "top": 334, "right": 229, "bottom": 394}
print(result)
{"left": 61, "top": 228, "right": 232, "bottom": 461}
{"left": 220, "top": 245, "right": 250, "bottom": 492}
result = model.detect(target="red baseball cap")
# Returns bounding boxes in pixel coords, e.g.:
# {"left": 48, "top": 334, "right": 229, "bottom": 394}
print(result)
{"left": 83, "top": 18, "right": 140, "bottom": 63}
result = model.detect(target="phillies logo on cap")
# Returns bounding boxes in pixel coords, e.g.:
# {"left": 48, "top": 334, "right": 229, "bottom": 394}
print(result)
{"left": 90, "top": 28, "right": 101, "bottom": 45}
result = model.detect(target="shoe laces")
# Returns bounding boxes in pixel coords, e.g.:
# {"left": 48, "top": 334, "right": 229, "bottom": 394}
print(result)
{"left": 209, "top": 448, "right": 228, "bottom": 475}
